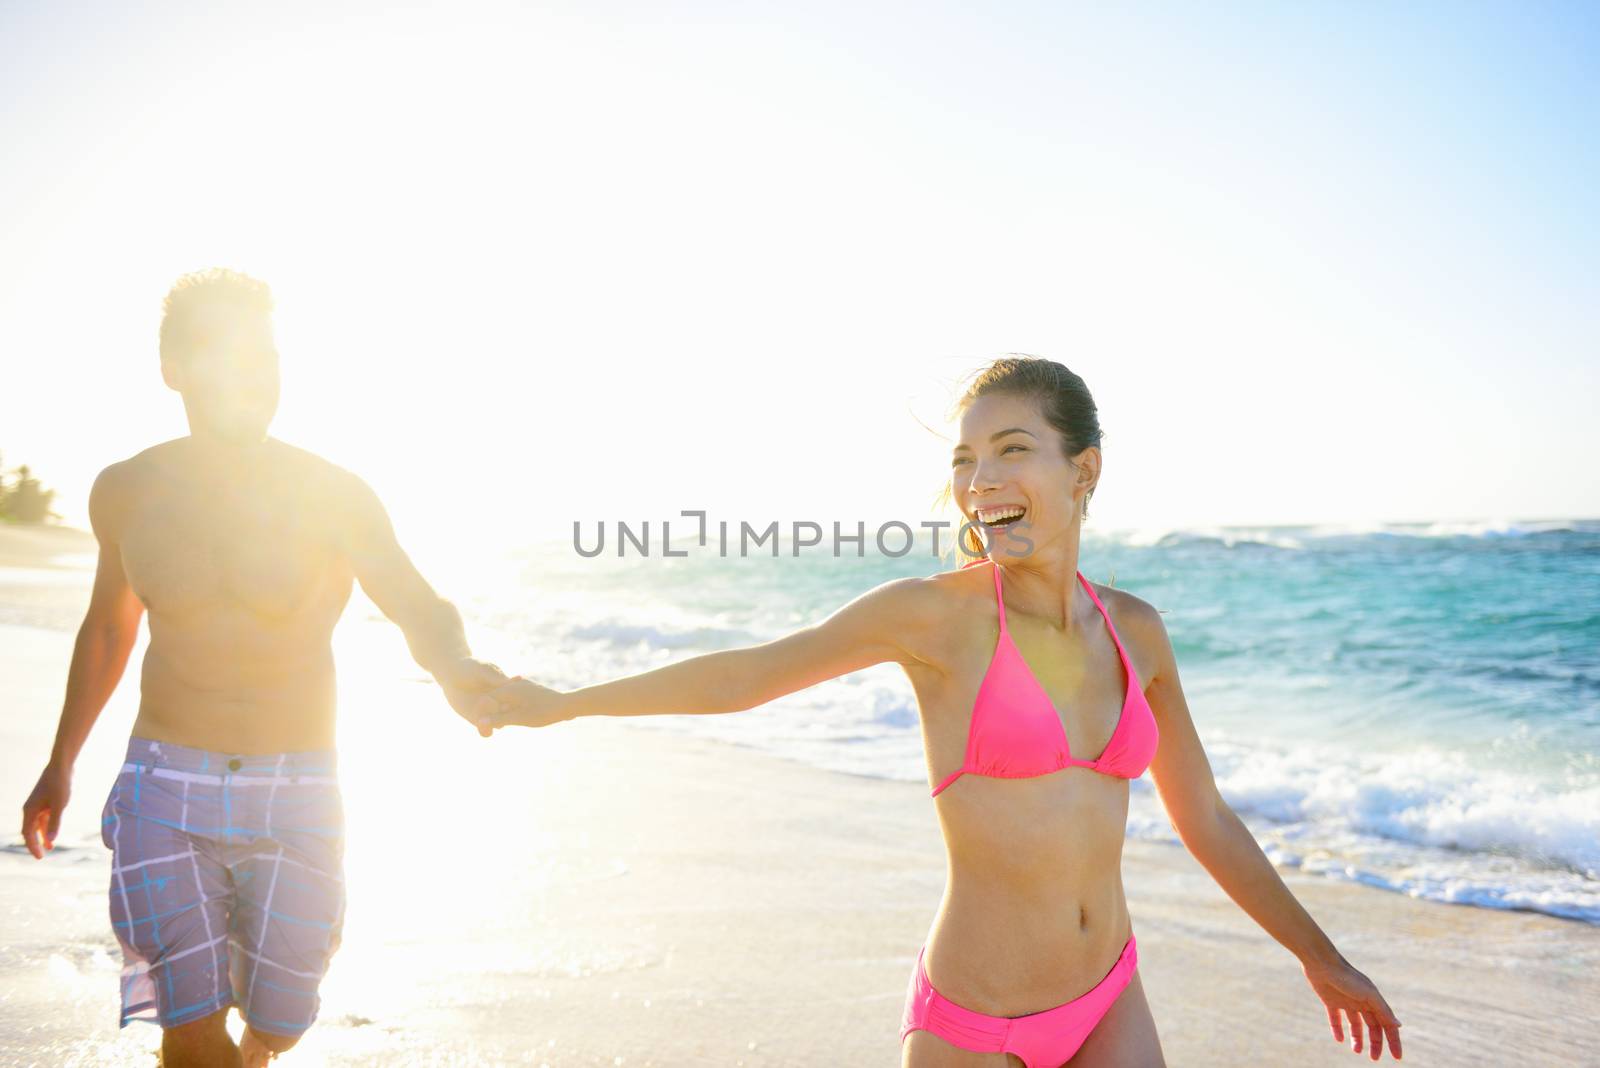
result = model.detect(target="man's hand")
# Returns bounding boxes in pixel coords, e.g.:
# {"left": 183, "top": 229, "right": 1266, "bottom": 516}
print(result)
{"left": 475, "top": 677, "right": 573, "bottom": 731}
{"left": 435, "top": 657, "right": 513, "bottom": 737}
{"left": 21, "top": 763, "right": 72, "bottom": 860}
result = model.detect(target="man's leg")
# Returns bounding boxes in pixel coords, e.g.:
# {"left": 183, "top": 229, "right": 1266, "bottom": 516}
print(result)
{"left": 228, "top": 768, "right": 348, "bottom": 1060}
{"left": 102, "top": 753, "right": 236, "bottom": 1046}
{"left": 161, "top": 1006, "right": 242, "bottom": 1068}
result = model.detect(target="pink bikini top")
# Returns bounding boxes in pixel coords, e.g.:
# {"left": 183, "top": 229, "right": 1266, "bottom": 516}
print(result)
{"left": 930, "top": 561, "right": 1160, "bottom": 797}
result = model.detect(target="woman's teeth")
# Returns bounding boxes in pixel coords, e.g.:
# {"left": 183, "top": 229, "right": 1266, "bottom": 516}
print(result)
{"left": 977, "top": 506, "right": 1026, "bottom": 526}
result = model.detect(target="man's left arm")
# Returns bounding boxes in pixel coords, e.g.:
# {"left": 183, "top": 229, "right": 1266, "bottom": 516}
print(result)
{"left": 332, "top": 468, "right": 506, "bottom": 734}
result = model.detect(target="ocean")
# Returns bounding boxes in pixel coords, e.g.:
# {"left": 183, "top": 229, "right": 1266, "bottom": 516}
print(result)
{"left": 459, "top": 517, "right": 1600, "bottom": 926}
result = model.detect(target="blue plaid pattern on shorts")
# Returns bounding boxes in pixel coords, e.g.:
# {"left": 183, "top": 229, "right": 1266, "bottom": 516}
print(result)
{"left": 100, "top": 736, "right": 346, "bottom": 1036}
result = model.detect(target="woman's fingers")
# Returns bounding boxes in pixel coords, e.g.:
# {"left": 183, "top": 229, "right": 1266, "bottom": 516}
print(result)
{"left": 1383, "top": 1015, "right": 1403, "bottom": 1060}
{"left": 1346, "top": 1007, "right": 1365, "bottom": 1054}
{"left": 471, "top": 678, "right": 568, "bottom": 730}
{"left": 1360, "top": 1008, "right": 1384, "bottom": 1060}
{"left": 1365, "top": 1001, "right": 1402, "bottom": 1061}
{"left": 479, "top": 679, "right": 549, "bottom": 729}
{"left": 476, "top": 687, "right": 521, "bottom": 729}
{"left": 1309, "top": 961, "right": 1402, "bottom": 1060}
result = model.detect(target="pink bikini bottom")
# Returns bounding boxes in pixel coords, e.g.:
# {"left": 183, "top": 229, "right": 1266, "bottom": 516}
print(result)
{"left": 900, "top": 933, "right": 1138, "bottom": 1068}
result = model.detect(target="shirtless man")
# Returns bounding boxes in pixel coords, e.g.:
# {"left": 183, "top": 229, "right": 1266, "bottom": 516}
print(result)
{"left": 19, "top": 268, "right": 506, "bottom": 1067}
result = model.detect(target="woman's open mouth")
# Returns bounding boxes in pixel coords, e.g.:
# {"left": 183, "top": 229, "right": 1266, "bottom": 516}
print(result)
{"left": 976, "top": 505, "right": 1027, "bottom": 528}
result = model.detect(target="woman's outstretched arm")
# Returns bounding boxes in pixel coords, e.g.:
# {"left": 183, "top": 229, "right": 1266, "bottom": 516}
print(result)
{"left": 479, "top": 576, "right": 939, "bottom": 730}
{"left": 1130, "top": 598, "right": 1405, "bottom": 1063}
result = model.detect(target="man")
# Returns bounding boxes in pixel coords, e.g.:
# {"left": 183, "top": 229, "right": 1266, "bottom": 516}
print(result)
{"left": 19, "top": 268, "right": 505, "bottom": 1067}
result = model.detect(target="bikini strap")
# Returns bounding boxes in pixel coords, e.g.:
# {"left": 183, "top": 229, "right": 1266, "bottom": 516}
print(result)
{"left": 1078, "top": 571, "right": 1129, "bottom": 662}
{"left": 992, "top": 562, "right": 1008, "bottom": 633}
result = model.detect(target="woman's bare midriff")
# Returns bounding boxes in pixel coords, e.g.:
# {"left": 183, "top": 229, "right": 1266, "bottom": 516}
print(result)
{"left": 900, "top": 562, "right": 1146, "bottom": 1017}
{"left": 924, "top": 767, "right": 1134, "bottom": 1016}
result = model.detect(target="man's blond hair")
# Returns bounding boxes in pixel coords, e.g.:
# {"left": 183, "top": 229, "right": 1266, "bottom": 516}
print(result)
{"left": 159, "top": 268, "right": 274, "bottom": 363}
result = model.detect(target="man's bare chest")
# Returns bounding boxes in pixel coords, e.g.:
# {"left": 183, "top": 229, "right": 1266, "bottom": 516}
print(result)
{"left": 120, "top": 483, "right": 349, "bottom": 621}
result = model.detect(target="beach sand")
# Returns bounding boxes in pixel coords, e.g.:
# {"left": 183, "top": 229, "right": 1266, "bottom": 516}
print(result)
{"left": 3, "top": 527, "right": 1597, "bottom": 1066}
{"left": 0, "top": 523, "right": 96, "bottom": 569}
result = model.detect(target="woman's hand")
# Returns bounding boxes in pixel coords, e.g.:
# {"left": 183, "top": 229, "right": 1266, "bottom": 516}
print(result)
{"left": 475, "top": 677, "right": 573, "bottom": 731}
{"left": 1303, "top": 954, "right": 1403, "bottom": 1060}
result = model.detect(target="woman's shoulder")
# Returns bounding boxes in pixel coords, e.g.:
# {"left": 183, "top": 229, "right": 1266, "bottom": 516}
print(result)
{"left": 850, "top": 563, "right": 996, "bottom": 672}
{"left": 1089, "top": 580, "right": 1171, "bottom": 686}
{"left": 860, "top": 561, "right": 991, "bottom": 614}
{"left": 839, "top": 562, "right": 996, "bottom": 650}
{"left": 917, "top": 557, "right": 1001, "bottom": 601}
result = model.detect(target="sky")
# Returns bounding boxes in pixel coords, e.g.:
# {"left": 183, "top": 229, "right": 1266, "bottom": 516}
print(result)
{"left": 2, "top": 0, "right": 1596, "bottom": 553}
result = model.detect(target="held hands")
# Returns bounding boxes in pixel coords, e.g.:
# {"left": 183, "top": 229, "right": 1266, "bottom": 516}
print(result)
{"left": 435, "top": 657, "right": 514, "bottom": 737}
{"left": 473, "top": 677, "right": 572, "bottom": 732}
{"left": 1303, "top": 953, "right": 1403, "bottom": 1061}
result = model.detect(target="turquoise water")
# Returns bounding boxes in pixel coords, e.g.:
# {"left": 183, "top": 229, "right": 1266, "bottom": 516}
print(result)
{"left": 470, "top": 517, "right": 1600, "bottom": 924}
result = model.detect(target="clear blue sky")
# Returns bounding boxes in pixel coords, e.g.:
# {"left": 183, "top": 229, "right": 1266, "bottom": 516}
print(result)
{"left": 3, "top": 1, "right": 1595, "bottom": 544}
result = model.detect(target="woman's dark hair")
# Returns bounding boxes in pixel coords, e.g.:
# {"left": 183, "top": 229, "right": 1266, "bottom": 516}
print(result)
{"left": 944, "top": 355, "right": 1105, "bottom": 561}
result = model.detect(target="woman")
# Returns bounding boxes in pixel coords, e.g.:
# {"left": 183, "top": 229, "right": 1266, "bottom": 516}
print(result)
{"left": 479, "top": 357, "right": 1403, "bottom": 1066}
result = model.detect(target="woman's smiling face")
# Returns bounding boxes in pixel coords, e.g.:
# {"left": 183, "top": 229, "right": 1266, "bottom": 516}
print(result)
{"left": 952, "top": 391, "right": 1092, "bottom": 560}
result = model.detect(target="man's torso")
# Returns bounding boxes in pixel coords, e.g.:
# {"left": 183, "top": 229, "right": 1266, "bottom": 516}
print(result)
{"left": 114, "top": 438, "right": 357, "bottom": 752}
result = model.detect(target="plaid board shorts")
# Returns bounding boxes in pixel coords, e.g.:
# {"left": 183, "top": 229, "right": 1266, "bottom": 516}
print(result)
{"left": 100, "top": 736, "right": 346, "bottom": 1036}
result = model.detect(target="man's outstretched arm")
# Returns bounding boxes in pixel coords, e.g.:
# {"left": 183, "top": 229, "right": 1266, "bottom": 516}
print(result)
{"left": 21, "top": 464, "right": 145, "bottom": 858}
{"left": 333, "top": 469, "right": 506, "bottom": 731}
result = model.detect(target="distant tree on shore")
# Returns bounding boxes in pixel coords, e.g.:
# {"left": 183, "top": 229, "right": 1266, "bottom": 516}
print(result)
{"left": 0, "top": 452, "right": 59, "bottom": 524}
